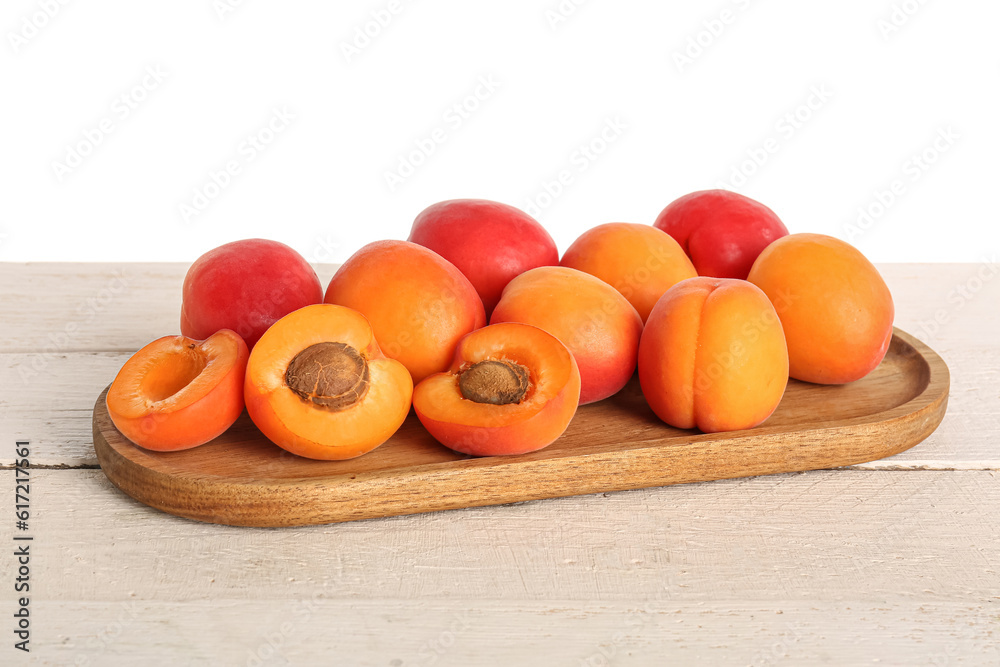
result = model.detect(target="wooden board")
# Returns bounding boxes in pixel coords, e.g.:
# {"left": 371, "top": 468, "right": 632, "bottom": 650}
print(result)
{"left": 92, "top": 328, "right": 949, "bottom": 527}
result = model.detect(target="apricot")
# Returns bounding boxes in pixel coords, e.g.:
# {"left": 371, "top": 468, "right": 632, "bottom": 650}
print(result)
{"left": 654, "top": 190, "right": 789, "bottom": 280}
{"left": 413, "top": 322, "right": 581, "bottom": 456}
{"left": 181, "top": 238, "right": 323, "bottom": 349}
{"left": 324, "top": 240, "right": 486, "bottom": 384}
{"left": 560, "top": 222, "right": 697, "bottom": 323}
{"left": 638, "top": 278, "right": 788, "bottom": 432}
{"left": 408, "top": 199, "right": 559, "bottom": 316}
{"left": 106, "top": 329, "right": 249, "bottom": 451}
{"left": 490, "top": 266, "right": 643, "bottom": 405}
{"left": 244, "top": 304, "right": 412, "bottom": 460}
{"left": 747, "top": 233, "right": 894, "bottom": 384}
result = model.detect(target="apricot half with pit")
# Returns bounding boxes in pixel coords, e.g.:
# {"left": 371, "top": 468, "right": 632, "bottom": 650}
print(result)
{"left": 244, "top": 304, "right": 413, "bottom": 460}
{"left": 413, "top": 322, "right": 581, "bottom": 456}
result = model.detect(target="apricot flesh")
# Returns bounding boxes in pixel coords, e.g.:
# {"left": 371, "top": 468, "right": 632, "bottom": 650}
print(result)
{"left": 106, "top": 329, "right": 249, "bottom": 451}
{"left": 244, "top": 303, "right": 412, "bottom": 460}
{"left": 413, "top": 322, "right": 581, "bottom": 456}
{"left": 747, "top": 233, "right": 894, "bottom": 384}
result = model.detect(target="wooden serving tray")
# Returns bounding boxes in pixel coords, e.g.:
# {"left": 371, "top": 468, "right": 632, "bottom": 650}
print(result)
{"left": 93, "top": 328, "right": 949, "bottom": 527}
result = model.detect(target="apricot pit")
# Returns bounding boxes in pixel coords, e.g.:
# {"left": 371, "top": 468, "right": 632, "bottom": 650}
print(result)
{"left": 459, "top": 359, "right": 529, "bottom": 405}
{"left": 285, "top": 342, "right": 370, "bottom": 411}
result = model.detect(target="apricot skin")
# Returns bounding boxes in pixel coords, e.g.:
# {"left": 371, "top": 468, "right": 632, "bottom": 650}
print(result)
{"left": 324, "top": 240, "right": 486, "bottom": 385}
{"left": 181, "top": 239, "right": 323, "bottom": 350}
{"left": 560, "top": 223, "right": 697, "bottom": 322}
{"left": 490, "top": 266, "right": 643, "bottom": 405}
{"left": 409, "top": 199, "right": 559, "bottom": 316}
{"left": 638, "top": 278, "right": 788, "bottom": 433}
{"left": 747, "top": 233, "right": 894, "bottom": 384}
{"left": 654, "top": 190, "right": 788, "bottom": 280}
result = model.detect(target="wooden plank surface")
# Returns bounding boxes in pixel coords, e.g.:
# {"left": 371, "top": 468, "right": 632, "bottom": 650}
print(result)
{"left": 4, "top": 469, "right": 999, "bottom": 665}
{"left": 1, "top": 262, "right": 999, "bottom": 665}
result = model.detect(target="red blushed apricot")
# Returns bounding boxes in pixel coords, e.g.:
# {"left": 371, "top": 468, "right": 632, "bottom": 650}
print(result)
{"left": 413, "top": 323, "right": 580, "bottom": 456}
{"left": 560, "top": 223, "right": 697, "bottom": 323}
{"left": 408, "top": 199, "right": 560, "bottom": 316}
{"left": 106, "top": 330, "right": 249, "bottom": 451}
{"left": 654, "top": 190, "right": 789, "bottom": 280}
{"left": 181, "top": 238, "right": 323, "bottom": 350}
{"left": 638, "top": 278, "right": 788, "bottom": 433}
{"left": 747, "top": 233, "right": 894, "bottom": 384}
{"left": 244, "top": 304, "right": 413, "bottom": 460}
{"left": 490, "top": 266, "right": 643, "bottom": 405}
{"left": 324, "top": 240, "right": 486, "bottom": 385}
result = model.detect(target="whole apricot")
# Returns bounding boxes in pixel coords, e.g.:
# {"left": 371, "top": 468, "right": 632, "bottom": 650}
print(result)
{"left": 747, "top": 233, "right": 894, "bottom": 384}
{"left": 560, "top": 222, "right": 697, "bottom": 322}
{"left": 654, "top": 190, "right": 788, "bottom": 280}
{"left": 408, "top": 199, "right": 559, "bottom": 316}
{"left": 181, "top": 239, "right": 323, "bottom": 349}
{"left": 638, "top": 278, "right": 788, "bottom": 432}
{"left": 324, "top": 240, "right": 486, "bottom": 384}
{"left": 490, "top": 266, "right": 643, "bottom": 405}
{"left": 413, "top": 322, "right": 581, "bottom": 456}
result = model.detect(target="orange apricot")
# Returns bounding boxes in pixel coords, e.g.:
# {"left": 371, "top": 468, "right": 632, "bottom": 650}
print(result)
{"left": 413, "top": 322, "right": 580, "bottom": 456}
{"left": 490, "top": 266, "right": 643, "bottom": 405}
{"left": 106, "top": 329, "right": 249, "bottom": 451}
{"left": 560, "top": 222, "right": 697, "bottom": 322}
{"left": 747, "top": 233, "right": 894, "bottom": 384}
{"left": 324, "top": 240, "right": 486, "bottom": 385}
{"left": 638, "top": 277, "right": 788, "bottom": 432}
{"left": 244, "top": 304, "right": 413, "bottom": 460}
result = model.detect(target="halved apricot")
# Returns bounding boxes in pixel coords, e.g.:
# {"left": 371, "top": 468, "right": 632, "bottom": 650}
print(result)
{"left": 244, "top": 303, "right": 413, "bottom": 460}
{"left": 413, "top": 322, "right": 581, "bottom": 456}
{"left": 106, "top": 329, "right": 249, "bottom": 451}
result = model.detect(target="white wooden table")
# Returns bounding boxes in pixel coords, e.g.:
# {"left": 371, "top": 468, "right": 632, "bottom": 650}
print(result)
{"left": 2, "top": 263, "right": 998, "bottom": 666}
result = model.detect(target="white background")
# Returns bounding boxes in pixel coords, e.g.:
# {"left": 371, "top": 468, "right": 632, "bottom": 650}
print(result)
{"left": 2, "top": 0, "right": 997, "bottom": 264}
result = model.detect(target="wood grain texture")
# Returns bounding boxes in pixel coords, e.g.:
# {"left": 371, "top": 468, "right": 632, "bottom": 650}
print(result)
{"left": 16, "top": 470, "right": 1000, "bottom": 603}
{"left": 91, "top": 330, "right": 949, "bottom": 527}
{"left": 26, "top": 600, "right": 1000, "bottom": 666}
